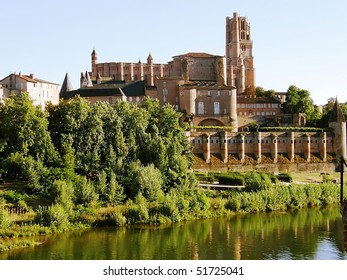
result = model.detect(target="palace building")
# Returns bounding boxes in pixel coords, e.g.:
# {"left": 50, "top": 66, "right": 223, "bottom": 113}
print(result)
{"left": 59, "top": 11, "right": 346, "bottom": 171}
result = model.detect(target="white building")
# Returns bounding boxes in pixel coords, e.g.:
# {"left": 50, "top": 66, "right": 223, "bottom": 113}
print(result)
{"left": 0, "top": 84, "right": 10, "bottom": 103}
{"left": 0, "top": 72, "right": 60, "bottom": 108}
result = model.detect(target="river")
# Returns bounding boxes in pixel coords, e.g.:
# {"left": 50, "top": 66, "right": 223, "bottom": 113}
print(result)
{"left": 1, "top": 206, "right": 346, "bottom": 260}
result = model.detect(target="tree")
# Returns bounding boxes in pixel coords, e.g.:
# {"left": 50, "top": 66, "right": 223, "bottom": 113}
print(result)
{"left": 0, "top": 92, "right": 57, "bottom": 164}
{"left": 255, "top": 87, "right": 276, "bottom": 98}
{"left": 106, "top": 172, "right": 126, "bottom": 206}
{"left": 129, "top": 162, "right": 164, "bottom": 202}
{"left": 282, "top": 85, "right": 315, "bottom": 119}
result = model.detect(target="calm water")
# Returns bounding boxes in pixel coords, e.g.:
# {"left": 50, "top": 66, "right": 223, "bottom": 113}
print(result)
{"left": 1, "top": 206, "right": 346, "bottom": 260}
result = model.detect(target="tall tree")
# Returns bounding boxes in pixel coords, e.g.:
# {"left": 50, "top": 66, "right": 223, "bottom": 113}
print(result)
{"left": 282, "top": 85, "right": 315, "bottom": 118}
{"left": 0, "top": 92, "right": 56, "bottom": 163}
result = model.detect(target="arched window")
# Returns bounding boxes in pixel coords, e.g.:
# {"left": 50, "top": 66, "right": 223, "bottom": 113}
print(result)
{"left": 214, "top": 102, "right": 220, "bottom": 114}
{"left": 198, "top": 102, "right": 204, "bottom": 114}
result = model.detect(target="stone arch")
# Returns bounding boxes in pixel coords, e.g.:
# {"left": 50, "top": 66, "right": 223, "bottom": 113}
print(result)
{"left": 198, "top": 119, "right": 225, "bottom": 126}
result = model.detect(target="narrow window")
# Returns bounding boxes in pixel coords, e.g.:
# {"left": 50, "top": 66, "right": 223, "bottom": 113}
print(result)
{"left": 198, "top": 102, "right": 204, "bottom": 114}
{"left": 214, "top": 102, "right": 220, "bottom": 114}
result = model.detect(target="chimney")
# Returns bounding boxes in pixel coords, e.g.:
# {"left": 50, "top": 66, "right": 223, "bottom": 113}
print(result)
{"left": 29, "top": 73, "right": 35, "bottom": 79}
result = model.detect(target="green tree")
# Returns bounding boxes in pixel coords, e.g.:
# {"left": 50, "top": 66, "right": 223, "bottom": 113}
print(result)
{"left": 256, "top": 87, "right": 276, "bottom": 98}
{"left": 106, "top": 172, "right": 126, "bottom": 206}
{"left": 0, "top": 92, "right": 57, "bottom": 164}
{"left": 52, "top": 180, "right": 74, "bottom": 217}
{"left": 282, "top": 85, "right": 315, "bottom": 120}
{"left": 129, "top": 162, "right": 164, "bottom": 202}
{"left": 73, "top": 175, "right": 98, "bottom": 207}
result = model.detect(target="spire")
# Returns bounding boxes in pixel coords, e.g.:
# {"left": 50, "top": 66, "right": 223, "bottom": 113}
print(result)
{"left": 85, "top": 71, "right": 93, "bottom": 87}
{"left": 91, "top": 48, "right": 97, "bottom": 57}
{"left": 329, "top": 98, "right": 346, "bottom": 123}
{"left": 147, "top": 52, "right": 153, "bottom": 64}
{"left": 60, "top": 73, "right": 73, "bottom": 95}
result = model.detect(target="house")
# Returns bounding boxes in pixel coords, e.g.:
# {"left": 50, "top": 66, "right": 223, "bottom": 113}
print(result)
{"left": 0, "top": 72, "right": 60, "bottom": 108}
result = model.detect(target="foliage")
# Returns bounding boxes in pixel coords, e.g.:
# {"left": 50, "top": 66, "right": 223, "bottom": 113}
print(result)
{"left": 282, "top": 85, "right": 316, "bottom": 122}
{"left": 244, "top": 171, "right": 272, "bottom": 192}
{"left": 35, "top": 204, "right": 69, "bottom": 228}
{"left": 259, "top": 127, "right": 327, "bottom": 132}
{"left": 276, "top": 173, "right": 293, "bottom": 183}
{"left": 225, "top": 182, "right": 340, "bottom": 213}
{"left": 124, "top": 194, "right": 149, "bottom": 224}
{"left": 0, "top": 208, "right": 11, "bottom": 229}
{"left": 255, "top": 86, "right": 276, "bottom": 98}
{"left": 2, "top": 153, "right": 44, "bottom": 192}
{"left": 73, "top": 176, "right": 98, "bottom": 207}
{"left": 0, "top": 92, "right": 57, "bottom": 164}
{"left": 108, "top": 210, "right": 127, "bottom": 226}
{"left": 218, "top": 173, "right": 245, "bottom": 186}
{"left": 52, "top": 180, "right": 74, "bottom": 217}
{"left": 129, "top": 162, "right": 164, "bottom": 202}
{"left": 106, "top": 172, "right": 126, "bottom": 206}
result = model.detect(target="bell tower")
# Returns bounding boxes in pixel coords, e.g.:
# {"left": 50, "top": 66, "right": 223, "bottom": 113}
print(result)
{"left": 226, "top": 12, "right": 255, "bottom": 94}
{"left": 91, "top": 48, "right": 98, "bottom": 78}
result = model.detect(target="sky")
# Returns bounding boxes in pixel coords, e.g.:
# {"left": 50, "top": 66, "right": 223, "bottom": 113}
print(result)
{"left": 1, "top": 0, "right": 346, "bottom": 105}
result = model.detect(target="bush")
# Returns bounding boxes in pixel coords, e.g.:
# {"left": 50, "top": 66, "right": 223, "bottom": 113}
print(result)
{"left": 0, "top": 208, "right": 11, "bottom": 229}
{"left": 159, "top": 192, "right": 181, "bottom": 222}
{"left": 74, "top": 176, "right": 98, "bottom": 207}
{"left": 35, "top": 204, "right": 69, "bottom": 228}
{"left": 225, "top": 196, "right": 242, "bottom": 212}
{"left": 129, "top": 162, "right": 164, "bottom": 202}
{"left": 194, "top": 172, "right": 212, "bottom": 182}
{"left": 320, "top": 182, "right": 339, "bottom": 204}
{"left": 2, "top": 153, "right": 44, "bottom": 192}
{"left": 189, "top": 188, "right": 210, "bottom": 216}
{"left": 305, "top": 184, "right": 322, "bottom": 206}
{"left": 218, "top": 173, "right": 245, "bottom": 186}
{"left": 288, "top": 185, "right": 308, "bottom": 208}
{"left": 106, "top": 172, "right": 126, "bottom": 206}
{"left": 52, "top": 180, "right": 74, "bottom": 216}
{"left": 109, "top": 211, "right": 127, "bottom": 226}
{"left": 277, "top": 173, "right": 293, "bottom": 183}
{"left": 244, "top": 172, "right": 272, "bottom": 192}
{"left": 124, "top": 194, "right": 149, "bottom": 224}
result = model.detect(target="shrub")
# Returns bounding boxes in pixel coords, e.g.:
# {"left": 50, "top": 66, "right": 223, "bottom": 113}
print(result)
{"left": 74, "top": 176, "right": 99, "bottom": 207}
{"left": 109, "top": 211, "right": 127, "bottom": 226}
{"left": 129, "top": 162, "right": 164, "bottom": 202}
{"left": 52, "top": 180, "right": 74, "bottom": 217}
{"left": 225, "top": 196, "right": 242, "bottom": 212}
{"left": 322, "top": 174, "right": 333, "bottom": 183}
{"left": 277, "top": 173, "right": 293, "bottom": 183}
{"left": 96, "top": 171, "right": 107, "bottom": 199}
{"left": 305, "top": 184, "right": 322, "bottom": 206}
{"left": 124, "top": 194, "right": 149, "bottom": 224}
{"left": 189, "top": 188, "right": 210, "bottom": 216}
{"left": 159, "top": 193, "right": 181, "bottom": 222}
{"left": 35, "top": 204, "right": 69, "bottom": 228}
{"left": 288, "top": 185, "right": 308, "bottom": 208}
{"left": 218, "top": 173, "right": 245, "bottom": 186}
{"left": 0, "top": 208, "right": 11, "bottom": 229}
{"left": 106, "top": 172, "right": 126, "bottom": 206}
{"left": 244, "top": 171, "right": 272, "bottom": 192}
{"left": 320, "top": 182, "right": 339, "bottom": 204}
{"left": 2, "top": 153, "right": 44, "bottom": 192}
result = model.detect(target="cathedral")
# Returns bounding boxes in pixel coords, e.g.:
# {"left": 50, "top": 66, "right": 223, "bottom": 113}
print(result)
{"left": 59, "top": 12, "right": 346, "bottom": 171}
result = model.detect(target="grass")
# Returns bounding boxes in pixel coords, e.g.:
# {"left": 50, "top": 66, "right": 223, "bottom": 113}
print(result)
{"left": 290, "top": 172, "right": 340, "bottom": 184}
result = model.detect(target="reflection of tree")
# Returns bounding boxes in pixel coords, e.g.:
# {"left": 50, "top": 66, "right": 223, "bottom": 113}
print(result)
{"left": 1, "top": 207, "right": 344, "bottom": 260}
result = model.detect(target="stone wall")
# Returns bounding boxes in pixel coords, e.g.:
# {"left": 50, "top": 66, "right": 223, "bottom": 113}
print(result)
{"left": 194, "top": 161, "right": 337, "bottom": 173}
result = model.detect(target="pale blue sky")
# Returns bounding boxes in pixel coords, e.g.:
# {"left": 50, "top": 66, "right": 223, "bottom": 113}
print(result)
{"left": 1, "top": 0, "right": 346, "bottom": 105}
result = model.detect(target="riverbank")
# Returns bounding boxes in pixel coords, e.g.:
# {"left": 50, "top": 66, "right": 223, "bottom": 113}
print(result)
{"left": 1, "top": 172, "right": 345, "bottom": 252}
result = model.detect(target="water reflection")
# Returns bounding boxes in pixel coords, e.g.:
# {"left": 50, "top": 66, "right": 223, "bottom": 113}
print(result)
{"left": 1, "top": 206, "right": 346, "bottom": 260}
